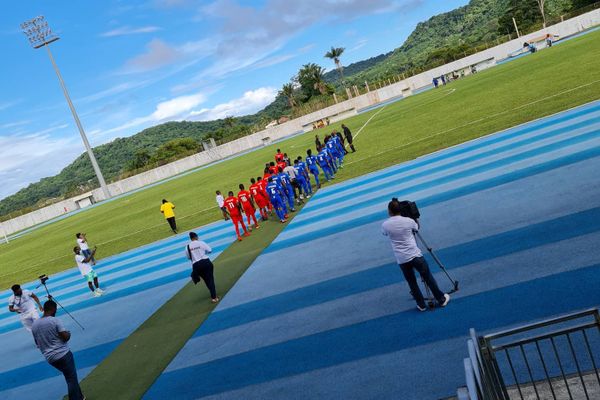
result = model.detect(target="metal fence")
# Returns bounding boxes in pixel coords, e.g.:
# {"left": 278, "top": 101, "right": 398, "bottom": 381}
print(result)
{"left": 462, "top": 309, "right": 600, "bottom": 400}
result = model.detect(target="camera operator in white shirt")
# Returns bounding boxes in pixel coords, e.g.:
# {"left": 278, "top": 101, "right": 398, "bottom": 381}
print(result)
{"left": 382, "top": 199, "right": 450, "bottom": 312}
{"left": 8, "top": 284, "right": 43, "bottom": 332}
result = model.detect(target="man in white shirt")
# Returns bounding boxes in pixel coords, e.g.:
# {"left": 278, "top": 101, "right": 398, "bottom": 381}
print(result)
{"left": 216, "top": 190, "right": 229, "bottom": 220}
{"left": 186, "top": 231, "right": 219, "bottom": 303}
{"left": 8, "top": 284, "right": 43, "bottom": 332}
{"left": 74, "top": 246, "right": 104, "bottom": 297}
{"left": 75, "top": 232, "right": 95, "bottom": 265}
{"left": 382, "top": 199, "right": 450, "bottom": 311}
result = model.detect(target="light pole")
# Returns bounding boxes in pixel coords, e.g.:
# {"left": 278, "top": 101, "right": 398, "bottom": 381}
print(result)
{"left": 20, "top": 16, "right": 111, "bottom": 200}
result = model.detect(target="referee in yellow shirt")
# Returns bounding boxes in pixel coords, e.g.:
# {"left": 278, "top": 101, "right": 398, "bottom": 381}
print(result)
{"left": 160, "top": 199, "right": 177, "bottom": 234}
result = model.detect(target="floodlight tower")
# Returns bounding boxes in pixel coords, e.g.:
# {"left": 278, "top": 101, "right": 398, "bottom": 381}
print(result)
{"left": 21, "top": 16, "right": 111, "bottom": 200}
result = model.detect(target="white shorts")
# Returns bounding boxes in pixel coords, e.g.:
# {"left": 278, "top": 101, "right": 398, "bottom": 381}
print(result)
{"left": 20, "top": 311, "right": 40, "bottom": 332}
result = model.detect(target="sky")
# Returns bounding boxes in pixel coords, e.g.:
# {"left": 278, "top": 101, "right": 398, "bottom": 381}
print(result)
{"left": 0, "top": 0, "right": 469, "bottom": 200}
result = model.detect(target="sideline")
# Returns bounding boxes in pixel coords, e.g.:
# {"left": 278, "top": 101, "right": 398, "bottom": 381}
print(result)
{"left": 345, "top": 80, "right": 600, "bottom": 166}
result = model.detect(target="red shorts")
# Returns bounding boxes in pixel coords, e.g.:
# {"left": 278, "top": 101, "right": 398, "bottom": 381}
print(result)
{"left": 255, "top": 197, "right": 268, "bottom": 208}
{"left": 243, "top": 206, "right": 255, "bottom": 216}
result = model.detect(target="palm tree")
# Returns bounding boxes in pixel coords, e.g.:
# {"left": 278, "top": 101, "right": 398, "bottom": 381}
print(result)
{"left": 324, "top": 46, "right": 345, "bottom": 80}
{"left": 279, "top": 83, "right": 297, "bottom": 108}
{"left": 298, "top": 63, "right": 329, "bottom": 97}
{"left": 308, "top": 64, "right": 328, "bottom": 95}
{"left": 535, "top": 0, "right": 547, "bottom": 28}
{"left": 223, "top": 116, "right": 235, "bottom": 129}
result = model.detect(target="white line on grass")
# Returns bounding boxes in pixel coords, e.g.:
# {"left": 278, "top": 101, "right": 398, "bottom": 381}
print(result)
{"left": 344, "top": 80, "right": 600, "bottom": 166}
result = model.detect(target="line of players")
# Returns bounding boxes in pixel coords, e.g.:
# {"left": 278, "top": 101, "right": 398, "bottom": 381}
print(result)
{"left": 219, "top": 134, "right": 347, "bottom": 241}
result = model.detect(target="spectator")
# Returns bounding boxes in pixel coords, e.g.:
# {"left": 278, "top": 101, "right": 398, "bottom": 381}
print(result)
{"left": 215, "top": 191, "right": 229, "bottom": 220}
{"left": 186, "top": 232, "right": 219, "bottom": 303}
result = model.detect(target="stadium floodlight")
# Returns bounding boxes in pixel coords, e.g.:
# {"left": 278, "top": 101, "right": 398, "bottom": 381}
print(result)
{"left": 20, "top": 16, "right": 111, "bottom": 200}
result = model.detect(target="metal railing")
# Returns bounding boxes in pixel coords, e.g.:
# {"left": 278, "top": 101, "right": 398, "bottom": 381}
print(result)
{"left": 463, "top": 309, "right": 600, "bottom": 400}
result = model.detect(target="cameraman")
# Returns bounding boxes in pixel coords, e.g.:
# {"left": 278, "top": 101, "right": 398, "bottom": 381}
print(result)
{"left": 382, "top": 199, "right": 450, "bottom": 311}
{"left": 32, "top": 300, "right": 84, "bottom": 400}
{"left": 7, "top": 284, "right": 43, "bottom": 332}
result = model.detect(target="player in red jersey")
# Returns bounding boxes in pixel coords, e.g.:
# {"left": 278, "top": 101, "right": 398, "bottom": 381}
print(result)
{"left": 268, "top": 161, "right": 278, "bottom": 175}
{"left": 257, "top": 176, "right": 273, "bottom": 213}
{"left": 224, "top": 191, "right": 250, "bottom": 241}
{"left": 276, "top": 160, "right": 287, "bottom": 171}
{"left": 238, "top": 184, "right": 259, "bottom": 229}
{"left": 249, "top": 178, "right": 269, "bottom": 221}
{"left": 275, "top": 149, "right": 284, "bottom": 163}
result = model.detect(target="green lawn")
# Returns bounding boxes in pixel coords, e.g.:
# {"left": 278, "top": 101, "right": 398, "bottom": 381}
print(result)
{"left": 2, "top": 29, "right": 600, "bottom": 290}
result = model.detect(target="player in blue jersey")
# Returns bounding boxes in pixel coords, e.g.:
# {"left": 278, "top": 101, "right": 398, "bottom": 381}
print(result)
{"left": 305, "top": 149, "right": 321, "bottom": 188}
{"left": 326, "top": 136, "right": 342, "bottom": 169}
{"left": 332, "top": 133, "right": 345, "bottom": 166}
{"left": 265, "top": 177, "right": 287, "bottom": 223}
{"left": 277, "top": 167, "right": 296, "bottom": 211}
{"left": 295, "top": 156, "right": 312, "bottom": 195}
{"left": 317, "top": 147, "right": 334, "bottom": 181}
{"left": 293, "top": 160, "right": 311, "bottom": 198}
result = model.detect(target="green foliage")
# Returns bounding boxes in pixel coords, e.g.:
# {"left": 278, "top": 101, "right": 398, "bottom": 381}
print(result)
{"left": 149, "top": 138, "right": 200, "bottom": 164}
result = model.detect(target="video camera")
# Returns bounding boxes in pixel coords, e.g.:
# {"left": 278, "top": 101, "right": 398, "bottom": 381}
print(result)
{"left": 393, "top": 198, "right": 421, "bottom": 221}
{"left": 39, "top": 274, "right": 49, "bottom": 285}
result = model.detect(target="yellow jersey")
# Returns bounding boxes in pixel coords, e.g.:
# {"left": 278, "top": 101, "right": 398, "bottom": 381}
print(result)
{"left": 160, "top": 202, "right": 175, "bottom": 218}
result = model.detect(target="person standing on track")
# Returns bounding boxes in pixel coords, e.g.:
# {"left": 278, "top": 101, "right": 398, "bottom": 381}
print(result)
{"left": 224, "top": 191, "right": 250, "bottom": 241}
{"left": 341, "top": 124, "right": 356, "bottom": 152}
{"left": 186, "top": 232, "right": 219, "bottom": 303}
{"left": 381, "top": 198, "right": 450, "bottom": 312}
{"left": 32, "top": 300, "right": 85, "bottom": 400}
{"left": 160, "top": 199, "right": 177, "bottom": 234}
{"left": 266, "top": 177, "right": 287, "bottom": 223}
{"left": 238, "top": 184, "right": 259, "bottom": 230}
{"left": 250, "top": 178, "right": 269, "bottom": 221}
{"left": 8, "top": 284, "right": 43, "bottom": 333}
{"left": 215, "top": 191, "right": 229, "bottom": 221}
{"left": 74, "top": 246, "right": 104, "bottom": 297}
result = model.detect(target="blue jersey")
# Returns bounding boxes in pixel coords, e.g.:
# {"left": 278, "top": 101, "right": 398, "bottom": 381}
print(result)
{"left": 297, "top": 161, "right": 308, "bottom": 176}
{"left": 294, "top": 166, "right": 306, "bottom": 180}
{"left": 271, "top": 174, "right": 282, "bottom": 187}
{"left": 326, "top": 140, "right": 338, "bottom": 154}
{"left": 279, "top": 173, "right": 292, "bottom": 187}
{"left": 306, "top": 155, "right": 318, "bottom": 167}
{"left": 317, "top": 151, "right": 329, "bottom": 166}
{"left": 266, "top": 182, "right": 283, "bottom": 199}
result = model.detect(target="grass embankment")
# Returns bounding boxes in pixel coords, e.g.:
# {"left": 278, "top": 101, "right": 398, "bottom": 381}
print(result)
{"left": 77, "top": 207, "right": 304, "bottom": 399}
{"left": 2, "top": 29, "right": 600, "bottom": 289}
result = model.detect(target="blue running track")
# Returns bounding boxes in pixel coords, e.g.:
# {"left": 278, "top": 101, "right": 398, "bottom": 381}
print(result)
{"left": 145, "top": 100, "right": 600, "bottom": 399}
{"left": 0, "top": 219, "right": 239, "bottom": 399}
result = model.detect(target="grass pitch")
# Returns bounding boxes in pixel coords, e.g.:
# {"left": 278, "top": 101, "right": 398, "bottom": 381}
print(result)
{"left": 1, "top": 29, "right": 600, "bottom": 290}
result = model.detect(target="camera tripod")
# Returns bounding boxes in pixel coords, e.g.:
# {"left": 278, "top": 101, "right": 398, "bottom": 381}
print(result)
{"left": 36, "top": 279, "right": 85, "bottom": 330}
{"left": 413, "top": 230, "right": 459, "bottom": 310}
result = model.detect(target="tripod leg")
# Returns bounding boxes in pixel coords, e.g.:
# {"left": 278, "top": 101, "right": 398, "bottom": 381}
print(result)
{"left": 415, "top": 231, "right": 459, "bottom": 292}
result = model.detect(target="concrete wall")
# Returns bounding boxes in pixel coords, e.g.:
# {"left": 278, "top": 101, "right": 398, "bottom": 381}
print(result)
{"left": 2, "top": 9, "right": 599, "bottom": 237}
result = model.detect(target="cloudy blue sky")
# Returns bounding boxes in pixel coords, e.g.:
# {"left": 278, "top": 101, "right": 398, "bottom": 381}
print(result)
{"left": 0, "top": 0, "right": 469, "bottom": 199}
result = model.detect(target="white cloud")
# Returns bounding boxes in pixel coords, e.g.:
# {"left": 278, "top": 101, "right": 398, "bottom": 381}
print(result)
{"left": 100, "top": 26, "right": 162, "bottom": 37}
{"left": 349, "top": 38, "right": 369, "bottom": 52}
{"left": 0, "top": 120, "right": 30, "bottom": 129}
{"left": 124, "top": 39, "right": 182, "bottom": 73}
{"left": 101, "top": 92, "right": 207, "bottom": 136}
{"left": 0, "top": 131, "right": 81, "bottom": 199}
{"left": 189, "top": 87, "right": 277, "bottom": 121}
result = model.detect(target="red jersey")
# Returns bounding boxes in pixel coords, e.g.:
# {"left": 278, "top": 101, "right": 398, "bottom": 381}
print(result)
{"left": 249, "top": 183, "right": 264, "bottom": 201}
{"left": 237, "top": 190, "right": 255, "bottom": 211}
{"left": 269, "top": 165, "right": 278, "bottom": 175}
{"left": 257, "top": 179, "right": 268, "bottom": 195}
{"left": 263, "top": 172, "right": 271, "bottom": 180}
{"left": 275, "top": 152, "right": 284, "bottom": 163}
{"left": 276, "top": 161, "right": 286, "bottom": 172}
{"left": 223, "top": 196, "right": 241, "bottom": 216}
